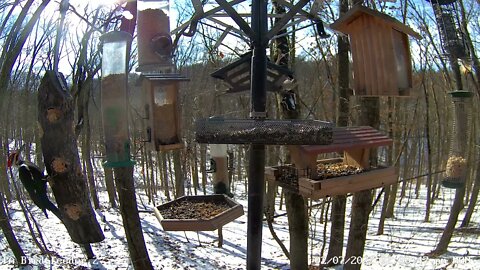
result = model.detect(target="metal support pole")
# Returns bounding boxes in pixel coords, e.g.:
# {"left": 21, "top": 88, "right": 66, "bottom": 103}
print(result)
{"left": 247, "top": 1, "right": 267, "bottom": 269}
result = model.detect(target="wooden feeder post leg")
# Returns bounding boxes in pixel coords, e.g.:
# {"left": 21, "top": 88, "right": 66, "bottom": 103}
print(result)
{"left": 38, "top": 71, "right": 105, "bottom": 245}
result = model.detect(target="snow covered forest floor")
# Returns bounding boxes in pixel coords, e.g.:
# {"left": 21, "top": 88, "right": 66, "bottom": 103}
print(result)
{"left": 1, "top": 176, "right": 480, "bottom": 270}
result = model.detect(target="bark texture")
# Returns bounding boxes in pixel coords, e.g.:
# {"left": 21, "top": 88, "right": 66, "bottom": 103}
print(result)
{"left": 37, "top": 71, "right": 104, "bottom": 244}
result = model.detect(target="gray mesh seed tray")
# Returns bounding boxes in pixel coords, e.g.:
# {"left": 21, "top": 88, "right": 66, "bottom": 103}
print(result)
{"left": 195, "top": 118, "right": 333, "bottom": 145}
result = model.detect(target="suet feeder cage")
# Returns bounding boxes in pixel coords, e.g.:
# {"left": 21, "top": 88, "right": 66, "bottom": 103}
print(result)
{"left": 266, "top": 126, "right": 398, "bottom": 199}
{"left": 428, "top": 0, "right": 468, "bottom": 60}
{"left": 100, "top": 31, "right": 134, "bottom": 167}
{"left": 443, "top": 90, "right": 473, "bottom": 189}
{"left": 141, "top": 72, "right": 189, "bottom": 151}
{"left": 154, "top": 195, "right": 244, "bottom": 231}
{"left": 137, "top": 0, "right": 173, "bottom": 72}
{"left": 330, "top": 5, "right": 421, "bottom": 96}
{"left": 211, "top": 52, "right": 293, "bottom": 94}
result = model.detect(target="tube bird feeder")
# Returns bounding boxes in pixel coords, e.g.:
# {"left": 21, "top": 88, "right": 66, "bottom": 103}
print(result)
{"left": 137, "top": 0, "right": 173, "bottom": 72}
{"left": 443, "top": 90, "right": 473, "bottom": 188}
{"left": 428, "top": 0, "right": 468, "bottom": 60}
{"left": 100, "top": 31, "right": 134, "bottom": 167}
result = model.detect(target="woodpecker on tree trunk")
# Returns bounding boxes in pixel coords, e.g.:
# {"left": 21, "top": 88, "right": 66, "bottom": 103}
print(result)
{"left": 7, "top": 148, "right": 61, "bottom": 220}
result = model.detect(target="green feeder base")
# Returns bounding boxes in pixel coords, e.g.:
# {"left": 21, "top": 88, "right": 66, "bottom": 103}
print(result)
{"left": 441, "top": 178, "right": 465, "bottom": 189}
{"left": 103, "top": 160, "right": 136, "bottom": 168}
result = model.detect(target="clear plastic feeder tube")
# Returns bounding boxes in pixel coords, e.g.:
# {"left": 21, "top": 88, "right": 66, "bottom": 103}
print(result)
{"left": 100, "top": 31, "right": 133, "bottom": 165}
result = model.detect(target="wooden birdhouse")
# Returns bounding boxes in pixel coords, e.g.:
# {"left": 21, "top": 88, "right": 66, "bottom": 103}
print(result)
{"left": 141, "top": 72, "right": 189, "bottom": 151}
{"left": 330, "top": 5, "right": 422, "bottom": 96}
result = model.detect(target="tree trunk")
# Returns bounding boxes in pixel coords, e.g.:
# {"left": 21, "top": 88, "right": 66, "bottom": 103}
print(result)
{"left": 461, "top": 156, "right": 480, "bottom": 227}
{"left": 326, "top": 0, "right": 350, "bottom": 262}
{"left": 200, "top": 144, "right": 207, "bottom": 195}
{"left": 104, "top": 167, "right": 117, "bottom": 208}
{"left": 0, "top": 191, "right": 26, "bottom": 265}
{"left": 173, "top": 150, "right": 184, "bottom": 198}
{"left": 344, "top": 97, "right": 379, "bottom": 270}
{"left": 285, "top": 191, "right": 308, "bottom": 270}
{"left": 429, "top": 187, "right": 465, "bottom": 255}
{"left": 191, "top": 144, "right": 199, "bottom": 195}
{"left": 37, "top": 71, "right": 104, "bottom": 244}
{"left": 113, "top": 166, "right": 154, "bottom": 269}
{"left": 82, "top": 104, "right": 100, "bottom": 209}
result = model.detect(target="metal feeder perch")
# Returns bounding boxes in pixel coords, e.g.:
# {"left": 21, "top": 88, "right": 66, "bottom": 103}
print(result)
{"left": 195, "top": 118, "right": 333, "bottom": 145}
{"left": 137, "top": 0, "right": 173, "bottom": 72}
{"left": 154, "top": 195, "right": 244, "bottom": 231}
{"left": 141, "top": 72, "right": 188, "bottom": 151}
{"left": 100, "top": 31, "right": 135, "bottom": 167}
{"left": 428, "top": 0, "right": 468, "bottom": 59}
{"left": 442, "top": 90, "right": 473, "bottom": 189}
{"left": 211, "top": 51, "right": 293, "bottom": 94}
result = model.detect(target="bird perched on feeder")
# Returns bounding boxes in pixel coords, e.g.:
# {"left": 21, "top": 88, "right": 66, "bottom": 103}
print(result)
{"left": 7, "top": 148, "right": 62, "bottom": 220}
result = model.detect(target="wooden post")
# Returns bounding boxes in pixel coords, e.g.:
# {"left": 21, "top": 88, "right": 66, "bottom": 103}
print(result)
{"left": 38, "top": 71, "right": 104, "bottom": 244}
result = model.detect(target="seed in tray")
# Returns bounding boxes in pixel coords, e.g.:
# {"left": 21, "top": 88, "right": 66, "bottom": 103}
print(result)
{"left": 159, "top": 201, "right": 230, "bottom": 220}
{"left": 317, "top": 163, "right": 364, "bottom": 179}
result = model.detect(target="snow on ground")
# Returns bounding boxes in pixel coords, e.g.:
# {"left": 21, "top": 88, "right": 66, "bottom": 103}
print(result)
{"left": 1, "top": 175, "right": 479, "bottom": 270}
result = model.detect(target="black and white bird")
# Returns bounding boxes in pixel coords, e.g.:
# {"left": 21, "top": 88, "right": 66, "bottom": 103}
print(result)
{"left": 7, "top": 148, "right": 61, "bottom": 219}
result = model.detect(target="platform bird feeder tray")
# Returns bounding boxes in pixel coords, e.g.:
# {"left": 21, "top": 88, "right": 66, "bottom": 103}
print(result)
{"left": 266, "top": 159, "right": 396, "bottom": 199}
{"left": 330, "top": 5, "right": 421, "bottom": 96}
{"left": 154, "top": 195, "right": 244, "bottom": 231}
{"left": 211, "top": 51, "right": 293, "bottom": 94}
{"left": 195, "top": 118, "right": 333, "bottom": 145}
{"left": 276, "top": 126, "right": 397, "bottom": 199}
{"left": 141, "top": 72, "right": 188, "bottom": 151}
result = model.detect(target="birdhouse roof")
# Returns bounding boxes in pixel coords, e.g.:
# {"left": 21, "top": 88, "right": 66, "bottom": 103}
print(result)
{"left": 330, "top": 5, "right": 422, "bottom": 40}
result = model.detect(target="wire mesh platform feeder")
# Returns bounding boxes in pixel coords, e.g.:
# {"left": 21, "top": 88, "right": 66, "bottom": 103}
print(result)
{"left": 141, "top": 73, "right": 189, "bottom": 151}
{"left": 442, "top": 90, "right": 473, "bottom": 189}
{"left": 267, "top": 126, "right": 397, "bottom": 199}
{"left": 210, "top": 51, "right": 293, "bottom": 94}
{"left": 100, "top": 31, "right": 135, "bottom": 167}
{"left": 154, "top": 195, "right": 244, "bottom": 231}
{"left": 330, "top": 5, "right": 421, "bottom": 96}
{"left": 195, "top": 118, "right": 333, "bottom": 145}
{"left": 427, "top": 0, "right": 469, "bottom": 60}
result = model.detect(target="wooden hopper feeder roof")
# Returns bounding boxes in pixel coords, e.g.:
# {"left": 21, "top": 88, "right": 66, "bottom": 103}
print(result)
{"left": 330, "top": 5, "right": 421, "bottom": 40}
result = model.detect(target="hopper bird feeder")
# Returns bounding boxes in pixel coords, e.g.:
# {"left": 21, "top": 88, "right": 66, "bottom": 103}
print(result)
{"left": 428, "top": 0, "right": 468, "bottom": 59}
{"left": 266, "top": 126, "right": 397, "bottom": 199}
{"left": 211, "top": 51, "right": 293, "bottom": 94}
{"left": 137, "top": 0, "right": 173, "bottom": 72}
{"left": 141, "top": 72, "right": 188, "bottom": 151}
{"left": 330, "top": 5, "right": 422, "bottom": 96}
{"left": 100, "top": 31, "right": 135, "bottom": 167}
{"left": 443, "top": 90, "right": 473, "bottom": 189}
{"left": 154, "top": 195, "right": 244, "bottom": 231}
